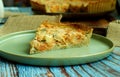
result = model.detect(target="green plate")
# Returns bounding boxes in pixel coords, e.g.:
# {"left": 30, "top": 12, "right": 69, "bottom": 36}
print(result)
{"left": 0, "top": 30, "right": 114, "bottom": 66}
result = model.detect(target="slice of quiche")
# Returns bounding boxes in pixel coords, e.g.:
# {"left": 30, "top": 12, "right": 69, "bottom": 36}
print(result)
{"left": 30, "top": 22, "right": 93, "bottom": 54}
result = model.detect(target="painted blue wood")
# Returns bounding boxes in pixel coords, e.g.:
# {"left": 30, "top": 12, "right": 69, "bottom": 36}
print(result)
{"left": 81, "top": 64, "right": 104, "bottom": 77}
{"left": 101, "top": 60, "right": 120, "bottom": 73}
{"left": 107, "top": 56, "right": 120, "bottom": 65}
{"left": 112, "top": 54, "right": 120, "bottom": 60}
{"left": 90, "top": 62, "right": 116, "bottom": 77}
{"left": 0, "top": 60, "right": 16, "bottom": 77}
{"left": 49, "top": 67, "right": 66, "bottom": 77}
{"left": 64, "top": 66, "right": 79, "bottom": 77}
{"left": 16, "top": 64, "right": 48, "bottom": 77}
{"left": 0, "top": 60, "right": 7, "bottom": 77}
{"left": 9, "top": 64, "right": 17, "bottom": 77}
{"left": 73, "top": 65, "right": 90, "bottom": 77}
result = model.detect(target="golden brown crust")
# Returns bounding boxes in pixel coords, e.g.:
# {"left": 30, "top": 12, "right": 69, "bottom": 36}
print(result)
{"left": 30, "top": 0, "right": 116, "bottom": 13}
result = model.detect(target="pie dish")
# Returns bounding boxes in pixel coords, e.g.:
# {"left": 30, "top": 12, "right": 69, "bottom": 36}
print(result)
{"left": 30, "top": 0, "right": 116, "bottom": 13}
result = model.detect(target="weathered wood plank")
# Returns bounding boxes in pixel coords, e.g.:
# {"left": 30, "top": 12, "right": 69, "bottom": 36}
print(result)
{"left": 64, "top": 66, "right": 80, "bottom": 77}
{"left": 9, "top": 63, "right": 18, "bottom": 77}
{"left": 90, "top": 62, "right": 116, "bottom": 77}
{"left": 16, "top": 64, "right": 49, "bottom": 77}
{"left": 73, "top": 65, "right": 90, "bottom": 77}
{"left": 49, "top": 67, "right": 66, "bottom": 77}
{"left": 112, "top": 54, "right": 120, "bottom": 60}
{"left": 81, "top": 64, "right": 104, "bottom": 77}
{"left": 98, "top": 61, "right": 120, "bottom": 76}
{"left": 107, "top": 56, "right": 120, "bottom": 65}
{"left": 101, "top": 60, "right": 120, "bottom": 73}
{"left": 0, "top": 59, "right": 17, "bottom": 77}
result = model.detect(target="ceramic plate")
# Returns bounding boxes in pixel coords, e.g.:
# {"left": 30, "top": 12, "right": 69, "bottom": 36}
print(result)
{"left": 0, "top": 30, "right": 114, "bottom": 66}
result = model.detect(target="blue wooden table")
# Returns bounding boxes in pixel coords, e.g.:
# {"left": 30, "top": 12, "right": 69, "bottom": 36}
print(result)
{"left": 0, "top": 7, "right": 120, "bottom": 77}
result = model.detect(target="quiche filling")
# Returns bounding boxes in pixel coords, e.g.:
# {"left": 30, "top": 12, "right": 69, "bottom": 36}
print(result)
{"left": 30, "top": 22, "right": 93, "bottom": 54}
